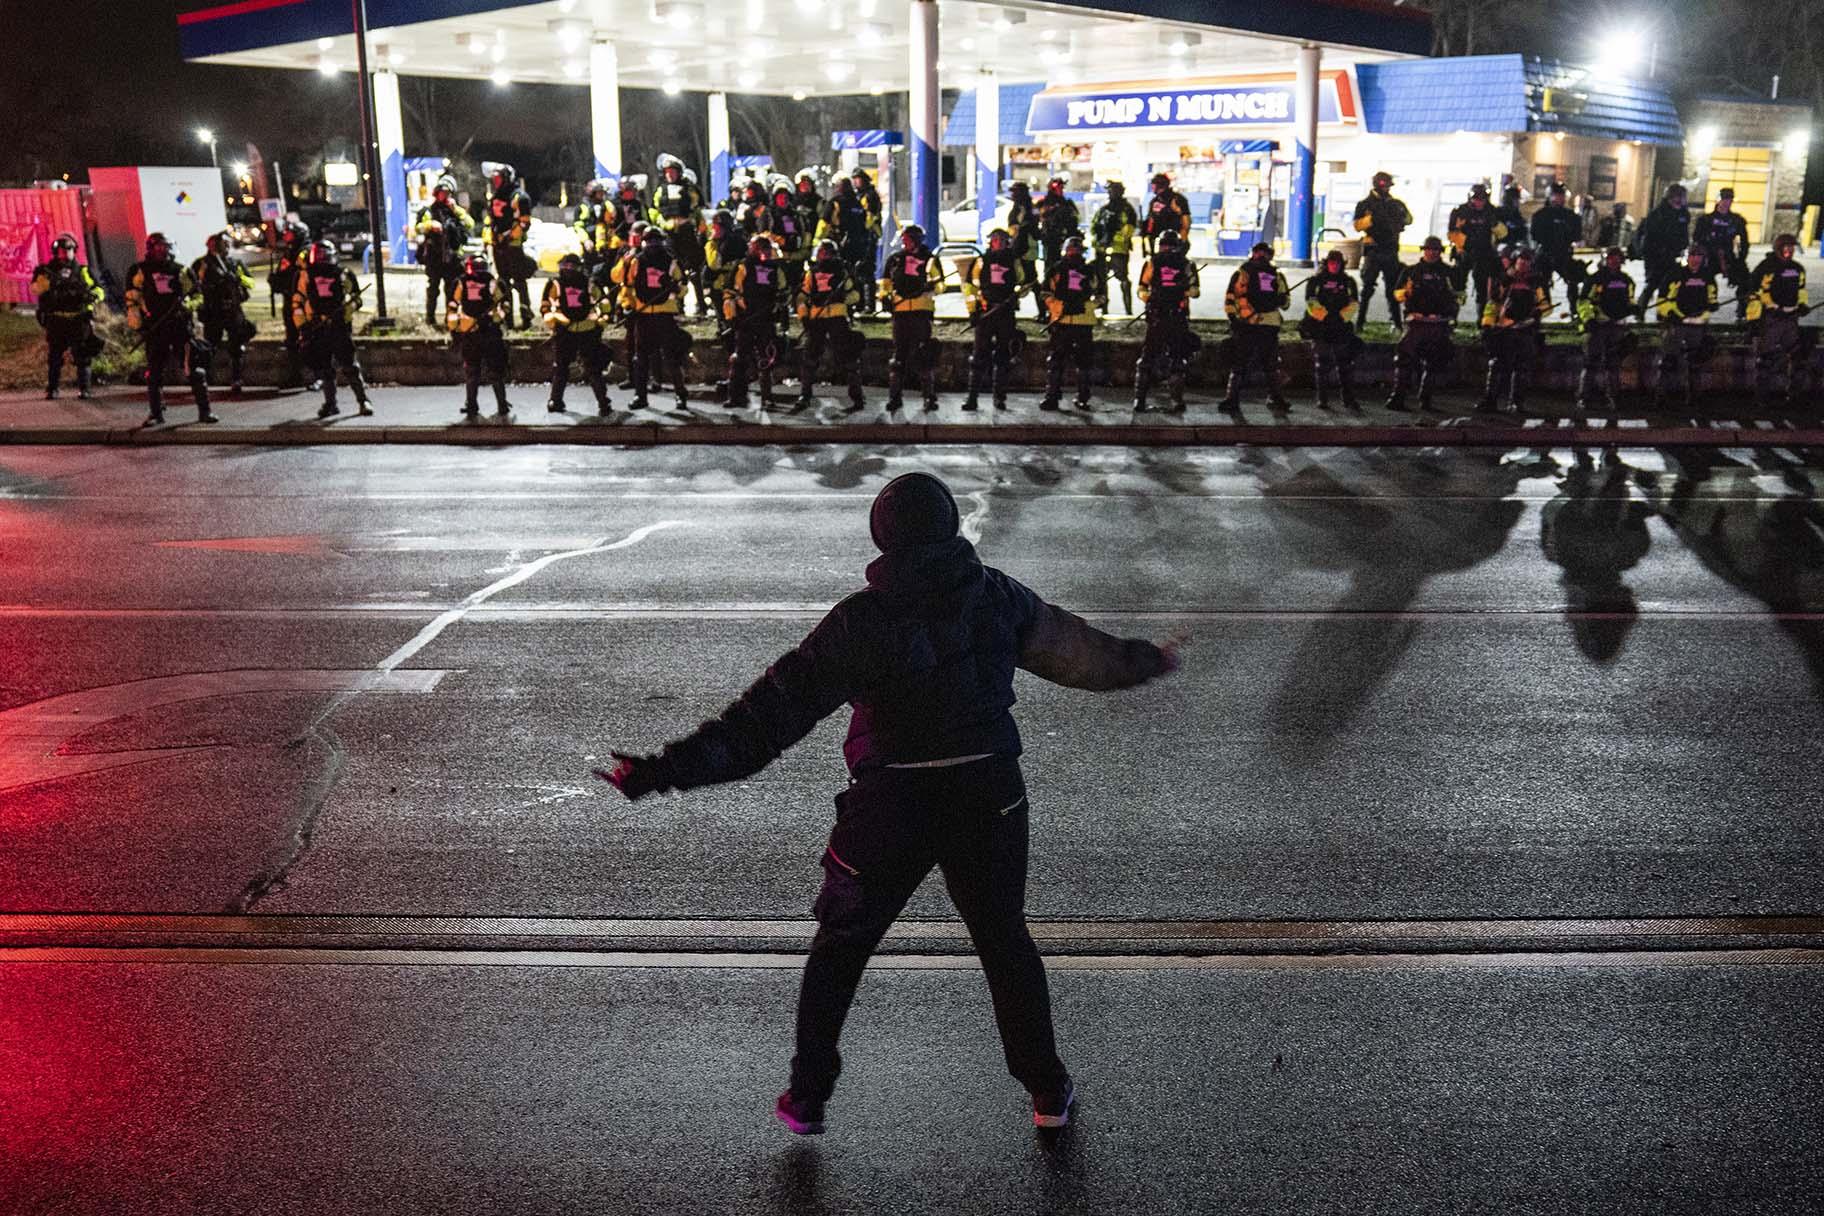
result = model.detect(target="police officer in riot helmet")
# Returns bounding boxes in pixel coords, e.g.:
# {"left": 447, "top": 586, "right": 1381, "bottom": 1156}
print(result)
{"left": 723, "top": 234, "right": 788, "bottom": 412}
{"left": 1477, "top": 244, "right": 1550, "bottom": 414}
{"left": 1036, "top": 175, "right": 1080, "bottom": 282}
{"left": 126, "top": 232, "right": 216, "bottom": 426}
{"left": 1039, "top": 232, "right": 1100, "bottom": 411}
{"left": 447, "top": 249, "right": 512, "bottom": 418}
{"left": 270, "top": 221, "right": 318, "bottom": 390}
{"left": 1650, "top": 244, "right": 1716, "bottom": 411}
{"left": 484, "top": 162, "right": 537, "bottom": 328}
{"left": 417, "top": 175, "right": 473, "bottom": 327}
{"left": 541, "top": 250, "right": 614, "bottom": 415}
{"left": 32, "top": 232, "right": 104, "bottom": 400}
{"left": 1747, "top": 232, "right": 1811, "bottom": 410}
{"left": 1299, "top": 247, "right": 1361, "bottom": 411}
{"left": 1575, "top": 246, "right": 1637, "bottom": 418}
{"left": 1220, "top": 241, "right": 1292, "bottom": 413}
{"left": 1447, "top": 183, "right": 1509, "bottom": 316}
{"left": 291, "top": 239, "right": 373, "bottom": 420}
{"left": 963, "top": 227, "right": 1028, "bottom": 412}
{"left": 1091, "top": 181, "right": 1139, "bottom": 315}
{"left": 797, "top": 238, "right": 866, "bottom": 411}
{"left": 612, "top": 224, "right": 692, "bottom": 411}
{"left": 1133, "top": 228, "right": 1200, "bottom": 414}
{"left": 192, "top": 230, "right": 256, "bottom": 396}
{"left": 1006, "top": 180, "right": 1043, "bottom": 317}
{"left": 878, "top": 223, "right": 946, "bottom": 412}
{"left": 1385, "top": 235, "right": 1463, "bottom": 412}
{"left": 1352, "top": 170, "right": 1412, "bottom": 332}
{"left": 1530, "top": 182, "right": 1584, "bottom": 305}
{"left": 651, "top": 153, "right": 709, "bottom": 315}
{"left": 1635, "top": 183, "right": 1691, "bottom": 311}
{"left": 1693, "top": 186, "right": 1751, "bottom": 321}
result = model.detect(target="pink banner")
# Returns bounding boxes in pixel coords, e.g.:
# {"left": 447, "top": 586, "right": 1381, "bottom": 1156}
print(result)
{"left": 0, "top": 189, "right": 90, "bottom": 305}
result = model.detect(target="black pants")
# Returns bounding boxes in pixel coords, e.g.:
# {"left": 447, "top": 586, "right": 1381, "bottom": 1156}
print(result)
{"left": 425, "top": 261, "right": 461, "bottom": 324}
{"left": 551, "top": 327, "right": 610, "bottom": 408}
{"left": 888, "top": 311, "right": 936, "bottom": 405}
{"left": 302, "top": 322, "right": 367, "bottom": 409}
{"left": 1224, "top": 324, "right": 1282, "bottom": 404}
{"left": 1579, "top": 324, "right": 1629, "bottom": 407}
{"left": 492, "top": 242, "right": 535, "bottom": 326}
{"left": 666, "top": 224, "right": 707, "bottom": 311}
{"left": 629, "top": 313, "right": 687, "bottom": 406}
{"left": 1539, "top": 253, "right": 1582, "bottom": 311}
{"left": 1391, "top": 320, "right": 1455, "bottom": 404}
{"left": 201, "top": 305, "right": 248, "bottom": 385}
{"left": 1308, "top": 330, "right": 1358, "bottom": 401}
{"left": 799, "top": 316, "right": 863, "bottom": 404}
{"left": 1755, "top": 313, "right": 1805, "bottom": 400}
{"left": 726, "top": 314, "right": 779, "bottom": 407}
{"left": 1458, "top": 252, "right": 1500, "bottom": 317}
{"left": 281, "top": 310, "right": 310, "bottom": 387}
{"left": 1643, "top": 254, "right": 1678, "bottom": 307}
{"left": 45, "top": 315, "right": 93, "bottom": 393}
{"left": 968, "top": 304, "right": 1019, "bottom": 401}
{"left": 456, "top": 327, "right": 509, "bottom": 411}
{"left": 791, "top": 756, "right": 1068, "bottom": 1104}
{"left": 1134, "top": 307, "right": 1191, "bottom": 402}
{"left": 1655, "top": 324, "right": 1706, "bottom": 403}
{"left": 1043, "top": 324, "right": 1094, "bottom": 403}
{"left": 1480, "top": 326, "right": 1538, "bottom": 407}
{"left": 1098, "top": 250, "right": 1132, "bottom": 313}
{"left": 144, "top": 323, "right": 209, "bottom": 416}
{"left": 1358, "top": 247, "right": 1403, "bottom": 327}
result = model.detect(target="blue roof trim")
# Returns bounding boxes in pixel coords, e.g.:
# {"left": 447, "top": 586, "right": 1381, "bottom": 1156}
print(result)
{"left": 1357, "top": 55, "right": 1681, "bottom": 146}
{"left": 944, "top": 83, "right": 1050, "bottom": 147}
{"left": 1037, "top": 0, "right": 1431, "bottom": 57}
{"left": 1523, "top": 59, "right": 1682, "bottom": 145}
{"left": 1358, "top": 56, "right": 1528, "bottom": 134}
{"left": 180, "top": 0, "right": 531, "bottom": 61}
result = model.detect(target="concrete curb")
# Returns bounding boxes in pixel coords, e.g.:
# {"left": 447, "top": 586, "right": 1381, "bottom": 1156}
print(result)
{"left": 6, "top": 422, "right": 1824, "bottom": 448}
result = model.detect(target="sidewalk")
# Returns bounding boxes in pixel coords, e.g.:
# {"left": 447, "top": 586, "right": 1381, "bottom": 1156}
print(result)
{"left": 5, "top": 382, "right": 1823, "bottom": 447}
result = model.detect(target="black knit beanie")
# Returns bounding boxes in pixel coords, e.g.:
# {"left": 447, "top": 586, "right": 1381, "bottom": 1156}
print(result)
{"left": 869, "top": 472, "right": 960, "bottom": 552}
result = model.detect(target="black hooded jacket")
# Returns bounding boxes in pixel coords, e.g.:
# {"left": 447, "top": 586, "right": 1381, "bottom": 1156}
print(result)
{"left": 646, "top": 537, "right": 1169, "bottom": 790}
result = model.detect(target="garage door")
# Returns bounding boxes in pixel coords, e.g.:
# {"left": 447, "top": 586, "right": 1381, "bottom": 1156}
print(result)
{"left": 1705, "top": 147, "right": 1773, "bottom": 244}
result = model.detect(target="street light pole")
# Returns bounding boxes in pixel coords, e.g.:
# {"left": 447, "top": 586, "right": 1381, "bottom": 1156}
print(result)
{"left": 351, "top": 0, "right": 393, "bottom": 328}
{"left": 198, "top": 128, "right": 219, "bottom": 168}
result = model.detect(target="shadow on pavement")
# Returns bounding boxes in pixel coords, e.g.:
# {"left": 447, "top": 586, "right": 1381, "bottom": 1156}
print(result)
{"left": 1253, "top": 449, "right": 1541, "bottom": 762}
{"left": 1539, "top": 449, "right": 1653, "bottom": 665}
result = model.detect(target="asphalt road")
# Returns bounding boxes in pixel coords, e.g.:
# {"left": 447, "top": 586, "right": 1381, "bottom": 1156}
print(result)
{"left": 2, "top": 441, "right": 1820, "bottom": 1212}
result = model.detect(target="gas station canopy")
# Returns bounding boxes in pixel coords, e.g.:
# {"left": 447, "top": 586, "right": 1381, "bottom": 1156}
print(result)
{"left": 180, "top": 0, "right": 1430, "bottom": 97}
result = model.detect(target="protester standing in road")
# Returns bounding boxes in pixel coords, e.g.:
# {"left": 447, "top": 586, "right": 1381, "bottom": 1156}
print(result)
{"left": 600, "top": 471, "right": 1181, "bottom": 1136}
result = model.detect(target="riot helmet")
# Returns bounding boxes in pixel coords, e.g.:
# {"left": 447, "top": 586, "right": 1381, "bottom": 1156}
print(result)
{"left": 51, "top": 233, "right": 78, "bottom": 260}
{"left": 144, "top": 232, "right": 172, "bottom": 261}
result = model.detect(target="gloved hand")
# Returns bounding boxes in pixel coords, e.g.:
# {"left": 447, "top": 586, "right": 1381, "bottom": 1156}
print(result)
{"left": 594, "top": 750, "right": 671, "bottom": 801}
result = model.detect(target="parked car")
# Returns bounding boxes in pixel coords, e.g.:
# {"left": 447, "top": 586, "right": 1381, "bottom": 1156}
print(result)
{"left": 316, "top": 211, "right": 373, "bottom": 264}
{"left": 939, "top": 194, "right": 1013, "bottom": 246}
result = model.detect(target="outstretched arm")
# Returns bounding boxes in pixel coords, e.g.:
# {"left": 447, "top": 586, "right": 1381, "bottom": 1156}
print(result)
{"left": 1017, "top": 599, "right": 1179, "bottom": 691}
{"left": 602, "top": 612, "right": 862, "bottom": 799}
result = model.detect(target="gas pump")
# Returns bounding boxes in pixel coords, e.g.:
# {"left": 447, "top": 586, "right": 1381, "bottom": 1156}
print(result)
{"left": 1213, "top": 142, "right": 1278, "bottom": 257}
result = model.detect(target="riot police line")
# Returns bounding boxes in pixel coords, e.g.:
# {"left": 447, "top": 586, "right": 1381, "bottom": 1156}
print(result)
{"left": 30, "top": 158, "right": 1816, "bottom": 422}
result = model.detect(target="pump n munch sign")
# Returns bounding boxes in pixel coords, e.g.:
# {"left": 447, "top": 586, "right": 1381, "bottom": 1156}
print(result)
{"left": 1026, "top": 73, "right": 1355, "bottom": 134}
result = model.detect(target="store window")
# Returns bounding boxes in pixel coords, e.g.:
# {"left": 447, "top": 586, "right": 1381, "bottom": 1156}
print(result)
{"left": 1705, "top": 147, "right": 1773, "bottom": 242}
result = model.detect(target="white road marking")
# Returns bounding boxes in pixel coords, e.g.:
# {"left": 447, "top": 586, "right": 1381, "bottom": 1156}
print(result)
{"left": 0, "top": 670, "right": 446, "bottom": 793}
{"left": 1, "top": 947, "right": 1817, "bottom": 971}
{"left": 960, "top": 489, "right": 991, "bottom": 544}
